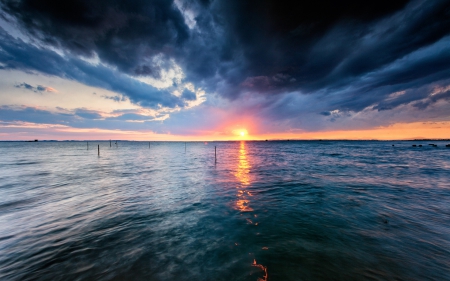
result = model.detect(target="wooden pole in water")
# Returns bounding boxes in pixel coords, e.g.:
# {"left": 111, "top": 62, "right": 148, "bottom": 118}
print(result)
{"left": 215, "top": 146, "right": 216, "bottom": 163}
{"left": 98, "top": 144, "right": 100, "bottom": 156}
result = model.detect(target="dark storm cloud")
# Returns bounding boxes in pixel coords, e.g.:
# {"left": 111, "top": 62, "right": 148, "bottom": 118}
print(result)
{"left": 196, "top": 0, "right": 450, "bottom": 115}
{"left": 0, "top": 29, "right": 193, "bottom": 109}
{"left": 219, "top": 0, "right": 449, "bottom": 86}
{"left": 1, "top": 0, "right": 450, "bottom": 124}
{"left": 1, "top": 0, "right": 189, "bottom": 77}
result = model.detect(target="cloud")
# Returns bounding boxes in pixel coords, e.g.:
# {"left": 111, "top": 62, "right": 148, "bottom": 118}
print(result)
{"left": 412, "top": 86, "right": 450, "bottom": 109}
{"left": 0, "top": 105, "right": 179, "bottom": 133}
{"left": 101, "top": 95, "right": 127, "bottom": 102}
{"left": 0, "top": 29, "right": 196, "bottom": 109}
{"left": 1, "top": 0, "right": 189, "bottom": 77}
{"left": 3, "top": 0, "right": 450, "bottom": 104}
{"left": 106, "top": 113, "right": 156, "bottom": 122}
{"left": 0, "top": 105, "right": 75, "bottom": 124}
{"left": 1, "top": 0, "right": 450, "bottom": 135}
{"left": 15, "top": 82, "right": 57, "bottom": 93}
{"left": 74, "top": 108, "right": 103, "bottom": 120}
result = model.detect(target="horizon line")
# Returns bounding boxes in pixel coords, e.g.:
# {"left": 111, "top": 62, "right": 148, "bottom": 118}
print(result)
{"left": 1, "top": 139, "right": 450, "bottom": 142}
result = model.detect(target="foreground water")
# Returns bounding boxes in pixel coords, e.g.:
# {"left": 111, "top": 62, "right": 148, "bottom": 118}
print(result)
{"left": 0, "top": 141, "right": 449, "bottom": 281}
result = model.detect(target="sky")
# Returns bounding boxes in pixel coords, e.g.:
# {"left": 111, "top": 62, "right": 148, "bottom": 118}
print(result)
{"left": 0, "top": 0, "right": 449, "bottom": 140}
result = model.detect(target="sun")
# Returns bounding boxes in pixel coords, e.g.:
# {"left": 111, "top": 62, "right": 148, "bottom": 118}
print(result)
{"left": 232, "top": 129, "right": 249, "bottom": 138}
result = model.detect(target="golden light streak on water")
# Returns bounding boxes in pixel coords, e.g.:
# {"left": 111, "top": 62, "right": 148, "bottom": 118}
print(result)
{"left": 234, "top": 141, "right": 254, "bottom": 211}
{"left": 235, "top": 141, "right": 251, "bottom": 185}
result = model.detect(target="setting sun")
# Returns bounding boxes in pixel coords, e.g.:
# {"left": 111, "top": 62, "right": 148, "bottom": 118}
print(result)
{"left": 232, "top": 128, "right": 249, "bottom": 138}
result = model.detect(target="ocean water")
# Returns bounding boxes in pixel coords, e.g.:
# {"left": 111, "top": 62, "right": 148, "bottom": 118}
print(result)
{"left": 0, "top": 140, "right": 449, "bottom": 281}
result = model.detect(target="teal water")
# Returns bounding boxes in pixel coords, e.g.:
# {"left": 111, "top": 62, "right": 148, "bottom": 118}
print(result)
{"left": 0, "top": 141, "right": 449, "bottom": 280}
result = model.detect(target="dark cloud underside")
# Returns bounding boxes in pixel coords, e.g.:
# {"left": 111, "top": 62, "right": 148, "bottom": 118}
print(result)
{"left": 2, "top": 0, "right": 189, "bottom": 76}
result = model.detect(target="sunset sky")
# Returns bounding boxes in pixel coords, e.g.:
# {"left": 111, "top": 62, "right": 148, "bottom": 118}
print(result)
{"left": 0, "top": 0, "right": 449, "bottom": 140}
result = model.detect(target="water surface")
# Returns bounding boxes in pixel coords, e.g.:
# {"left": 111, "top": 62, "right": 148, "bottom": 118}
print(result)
{"left": 0, "top": 141, "right": 449, "bottom": 280}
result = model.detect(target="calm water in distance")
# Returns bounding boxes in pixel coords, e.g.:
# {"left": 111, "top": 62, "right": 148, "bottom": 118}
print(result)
{"left": 0, "top": 141, "right": 449, "bottom": 281}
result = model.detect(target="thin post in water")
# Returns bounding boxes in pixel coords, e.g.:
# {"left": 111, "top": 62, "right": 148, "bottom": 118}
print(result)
{"left": 98, "top": 144, "right": 100, "bottom": 156}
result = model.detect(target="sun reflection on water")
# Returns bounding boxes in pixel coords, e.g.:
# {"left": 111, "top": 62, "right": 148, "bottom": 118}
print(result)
{"left": 233, "top": 142, "right": 268, "bottom": 280}
{"left": 234, "top": 141, "right": 253, "bottom": 212}
{"left": 235, "top": 141, "right": 251, "bottom": 185}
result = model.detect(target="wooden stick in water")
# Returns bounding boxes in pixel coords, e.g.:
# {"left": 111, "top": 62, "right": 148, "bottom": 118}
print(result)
{"left": 98, "top": 144, "right": 100, "bottom": 156}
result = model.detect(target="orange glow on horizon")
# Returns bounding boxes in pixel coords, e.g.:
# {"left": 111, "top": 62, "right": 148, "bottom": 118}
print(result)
{"left": 253, "top": 121, "right": 450, "bottom": 141}
{"left": 1, "top": 121, "right": 449, "bottom": 141}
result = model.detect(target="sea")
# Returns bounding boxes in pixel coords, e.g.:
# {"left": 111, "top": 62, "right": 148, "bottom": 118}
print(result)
{"left": 0, "top": 140, "right": 449, "bottom": 281}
